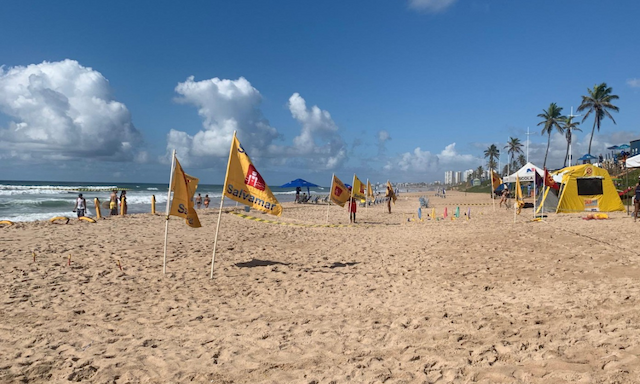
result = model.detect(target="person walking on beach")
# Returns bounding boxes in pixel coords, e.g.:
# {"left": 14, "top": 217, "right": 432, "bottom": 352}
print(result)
{"left": 74, "top": 193, "right": 87, "bottom": 218}
{"left": 634, "top": 176, "right": 640, "bottom": 222}
{"left": 295, "top": 186, "right": 301, "bottom": 203}
{"left": 499, "top": 187, "right": 510, "bottom": 209}
{"left": 386, "top": 184, "right": 393, "bottom": 214}
{"left": 195, "top": 193, "right": 202, "bottom": 209}
{"left": 347, "top": 186, "right": 357, "bottom": 223}
{"left": 110, "top": 190, "right": 118, "bottom": 215}
{"left": 204, "top": 194, "right": 210, "bottom": 208}
{"left": 119, "top": 190, "right": 127, "bottom": 215}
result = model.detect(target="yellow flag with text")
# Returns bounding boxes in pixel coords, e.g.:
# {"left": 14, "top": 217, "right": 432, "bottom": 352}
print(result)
{"left": 330, "top": 175, "right": 350, "bottom": 207}
{"left": 386, "top": 181, "right": 397, "bottom": 204}
{"left": 169, "top": 157, "right": 201, "bottom": 228}
{"left": 352, "top": 175, "right": 366, "bottom": 200}
{"left": 223, "top": 135, "right": 282, "bottom": 216}
{"left": 367, "top": 180, "right": 374, "bottom": 200}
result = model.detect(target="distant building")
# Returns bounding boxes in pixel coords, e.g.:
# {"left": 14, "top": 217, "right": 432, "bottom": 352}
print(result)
{"left": 454, "top": 171, "right": 461, "bottom": 184}
{"left": 463, "top": 169, "right": 473, "bottom": 182}
{"left": 631, "top": 139, "right": 640, "bottom": 157}
{"left": 444, "top": 171, "right": 453, "bottom": 185}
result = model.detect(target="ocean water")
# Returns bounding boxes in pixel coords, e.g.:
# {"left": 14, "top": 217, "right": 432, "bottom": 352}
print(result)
{"left": 0, "top": 180, "right": 327, "bottom": 222}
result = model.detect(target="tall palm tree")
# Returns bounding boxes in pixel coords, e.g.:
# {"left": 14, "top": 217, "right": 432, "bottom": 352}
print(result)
{"left": 537, "top": 103, "right": 565, "bottom": 169}
{"left": 487, "top": 159, "right": 497, "bottom": 172}
{"left": 484, "top": 144, "right": 500, "bottom": 171}
{"left": 517, "top": 154, "right": 527, "bottom": 167}
{"left": 476, "top": 165, "right": 484, "bottom": 180}
{"left": 577, "top": 83, "right": 619, "bottom": 155}
{"left": 561, "top": 116, "right": 581, "bottom": 167}
{"left": 504, "top": 137, "right": 524, "bottom": 172}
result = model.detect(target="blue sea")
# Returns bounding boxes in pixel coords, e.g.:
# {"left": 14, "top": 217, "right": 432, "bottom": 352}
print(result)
{"left": 0, "top": 180, "right": 327, "bottom": 222}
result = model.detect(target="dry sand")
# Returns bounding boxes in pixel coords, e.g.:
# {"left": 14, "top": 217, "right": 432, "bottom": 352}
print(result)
{"left": 1, "top": 190, "right": 640, "bottom": 383}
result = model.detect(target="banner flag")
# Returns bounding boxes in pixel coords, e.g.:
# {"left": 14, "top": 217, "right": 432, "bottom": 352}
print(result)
{"left": 352, "top": 175, "right": 366, "bottom": 200}
{"left": 491, "top": 171, "right": 502, "bottom": 191}
{"left": 330, "top": 175, "right": 350, "bottom": 207}
{"left": 169, "top": 157, "right": 202, "bottom": 228}
{"left": 386, "top": 181, "right": 397, "bottom": 204}
{"left": 367, "top": 180, "right": 374, "bottom": 200}
{"left": 223, "top": 135, "right": 282, "bottom": 216}
{"left": 515, "top": 174, "right": 525, "bottom": 214}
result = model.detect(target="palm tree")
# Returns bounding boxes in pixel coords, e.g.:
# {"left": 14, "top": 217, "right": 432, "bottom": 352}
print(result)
{"left": 476, "top": 165, "right": 484, "bottom": 180}
{"left": 561, "top": 116, "right": 581, "bottom": 167}
{"left": 484, "top": 144, "right": 500, "bottom": 171}
{"left": 517, "top": 154, "right": 527, "bottom": 167}
{"left": 537, "top": 103, "right": 565, "bottom": 169}
{"left": 487, "top": 159, "right": 497, "bottom": 172}
{"left": 577, "top": 83, "right": 619, "bottom": 155}
{"left": 504, "top": 137, "right": 524, "bottom": 173}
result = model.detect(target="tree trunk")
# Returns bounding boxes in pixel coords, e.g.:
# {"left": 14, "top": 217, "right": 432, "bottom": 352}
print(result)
{"left": 543, "top": 132, "right": 551, "bottom": 169}
{"left": 563, "top": 132, "right": 571, "bottom": 168}
{"left": 587, "top": 118, "right": 597, "bottom": 155}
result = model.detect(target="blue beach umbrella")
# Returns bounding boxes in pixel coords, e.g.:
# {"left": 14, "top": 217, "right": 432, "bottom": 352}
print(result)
{"left": 577, "top": 153, "right": 598, "bottom": 162}
{"left": 280, "top": 178, "right": 320, "bottom": 195}
{"left": 618, "top": 144, "right": 630, "bottom": 150}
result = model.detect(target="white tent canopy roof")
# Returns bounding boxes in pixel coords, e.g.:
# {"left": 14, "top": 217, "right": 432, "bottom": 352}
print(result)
{"left": 503, "top": 162, "right": 544, "bottom": 182}
{"left": 626, "top": 154, "right": 640, "bottom": 168}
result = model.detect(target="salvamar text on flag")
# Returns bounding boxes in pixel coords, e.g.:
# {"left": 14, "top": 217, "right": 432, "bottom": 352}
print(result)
{"left": 169, "top": 157, "right": 202, "bottom": 228}
{"left": 515, "top": 174, "right": 525, "bottom": 214}
{"left": 223, "top": 135, "right": 282, "bottom": 216}
{"left": 352, "top": 175, "right": 366, "bottom": 200}
{"left": 330, "top": 175, "right": 350, "bottom": 207}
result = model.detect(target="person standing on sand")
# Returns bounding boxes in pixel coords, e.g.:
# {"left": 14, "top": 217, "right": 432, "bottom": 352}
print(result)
{"left": 386, "top": 184, "right": 393, "bottom": 214}
{"left": 110, "top": 190, "right": 118, "bottom": 215}
{"left": 634, "top": 176, "right": 640, "bottom": 222}
{"left": 119, "top": 190, "right": 127, "bottom": 215}
{"left": 74, "top": 193, "right": 87, "bottom": 218}
{"left": 195, "top": 193, "right": 202, "bottom": 209}
{"left": 295, "top": 186, "right": 301, "bottom": 203}
{"left": 204, "top": 194, "right": 210, "bottom": 208}
{"left": 347, "top": 186, "right": 357, "bottom": 223}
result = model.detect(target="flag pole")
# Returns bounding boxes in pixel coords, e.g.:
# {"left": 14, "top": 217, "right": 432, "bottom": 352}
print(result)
{"left": 326, "top": 174, "right": 333, "bottom": 223}
{"left": 211, "top": 131, "right": 236, "bottom": 279}
{"left": 350, "top": 174, "right": 356, "bottom": 222}
{"left": 366, "top": 178, "right": 369, "bottom": 212}
{"left": 162, "top": 149, "right": 177, "bottom": 275}
{"left": 491, "top": 169, "right": 495, "bottom": 211}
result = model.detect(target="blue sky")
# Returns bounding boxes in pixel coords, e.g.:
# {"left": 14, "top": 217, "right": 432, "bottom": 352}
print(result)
{"left": 1, "top": 0, "right": 639, "bottom": 185}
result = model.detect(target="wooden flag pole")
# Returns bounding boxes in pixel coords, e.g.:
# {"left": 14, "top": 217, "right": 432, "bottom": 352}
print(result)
{"left": 350, "top": 174, "right": 356, "bottom": 222}
{"left": 162, "top": 149, "right": 177, "bottom": 275}
{"left": 211, "top": 131, "right": 236, "bottom": 279}
{"left": 491, "top": 169, "right": 495, "bottom": 211}
{"left": 326, "top": 174, "right": 333, "bottom": 223}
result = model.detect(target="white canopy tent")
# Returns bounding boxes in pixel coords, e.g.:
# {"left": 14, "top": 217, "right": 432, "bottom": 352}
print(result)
{"left": 503, "top": 162, "right": 544, "bottom": 182}
{"left": 626, "top": 154, "right": 640, "bottom": 168}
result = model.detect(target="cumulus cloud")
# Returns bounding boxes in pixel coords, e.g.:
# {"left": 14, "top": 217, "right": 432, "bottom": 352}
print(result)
{"left": 626, "top": 78, "right": 640, "bottom": 88}
{"left": 284, "top": 93, "right": 347, "bottom": 170}
{"left": 385, "top": 143, "right": 479, "bottom": 179}
{"left": 0, "top": 59, "right": 142, "bottom": 161}
{"left": 166, "top": 76, "right": 278, "bottom": 166}
{"left": 408, "top": 0, "right": 457, "bottom": 13}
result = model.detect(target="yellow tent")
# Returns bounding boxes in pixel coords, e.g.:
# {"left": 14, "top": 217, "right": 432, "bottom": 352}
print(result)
{"left": 538, "top": 164, "right": 624, "bottom": 213}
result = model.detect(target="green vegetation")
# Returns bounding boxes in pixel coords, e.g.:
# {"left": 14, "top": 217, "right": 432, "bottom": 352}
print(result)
{"left": 537, "top": 102, "right": 565, "bottom": 169}
{"left": 578, "top": 83, "right": 619, "bottom": 155}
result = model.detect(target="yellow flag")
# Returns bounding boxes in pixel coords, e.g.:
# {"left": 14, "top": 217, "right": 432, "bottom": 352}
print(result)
{"left": 223, "top": 134, "right": 282, "bottom": 216}
{"left": 330, "top": 175, "right": 350, "bottom": 207}
{"left": 352, "top": 175, "right": 366, "bottom": 200}
{"left": 515, "top": 174, "right": 524, "bottom": 214}
{"left": 169, "top": 157, "right": 201, "bottom": 228}
{"left": 386, "top": 181, "right": 397, "bottom": 204}
{"left": 491, "top": 170, "right": 502, "bottom": 191}
{"left": 367, "top": 180, "right": 374, "bottom": 200}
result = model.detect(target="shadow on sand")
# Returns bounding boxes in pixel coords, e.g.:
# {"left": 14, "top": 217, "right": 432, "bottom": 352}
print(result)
{"left": 234, "top": 259, "right": 291, "bottom": 268}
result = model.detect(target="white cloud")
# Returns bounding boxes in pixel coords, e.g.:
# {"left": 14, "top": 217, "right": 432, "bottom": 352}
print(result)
{"left": 0, "top": 60, "right": 142, "bottom": 161}
{"left": 408, "top": 0, "right": 457, "bottom": 13}
{"left": 166, "top": 76, "right": 278, "bottom": 166}
{"left": 385, "top": 143, "right": 479, "bottom": 180}
{"left": 626, "top": 78, "right": 640, "bottom": 88}
{"left": 284, "top": 93, "right": 347, "bottom": 170}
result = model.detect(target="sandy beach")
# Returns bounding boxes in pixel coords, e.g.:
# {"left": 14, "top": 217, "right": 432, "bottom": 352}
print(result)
{"left": 2, "top": 190, "right": 640, "bottom": 383}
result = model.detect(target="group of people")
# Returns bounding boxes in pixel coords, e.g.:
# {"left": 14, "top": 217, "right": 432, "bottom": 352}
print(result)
{"left": 194, "top": 193, "right": 210, "bottom": 209}
{"left": 346, "top": 183, "right": 395, "bottom": 223}
{"left": 72, "top": 189, "right": 127, "bottom": 218}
